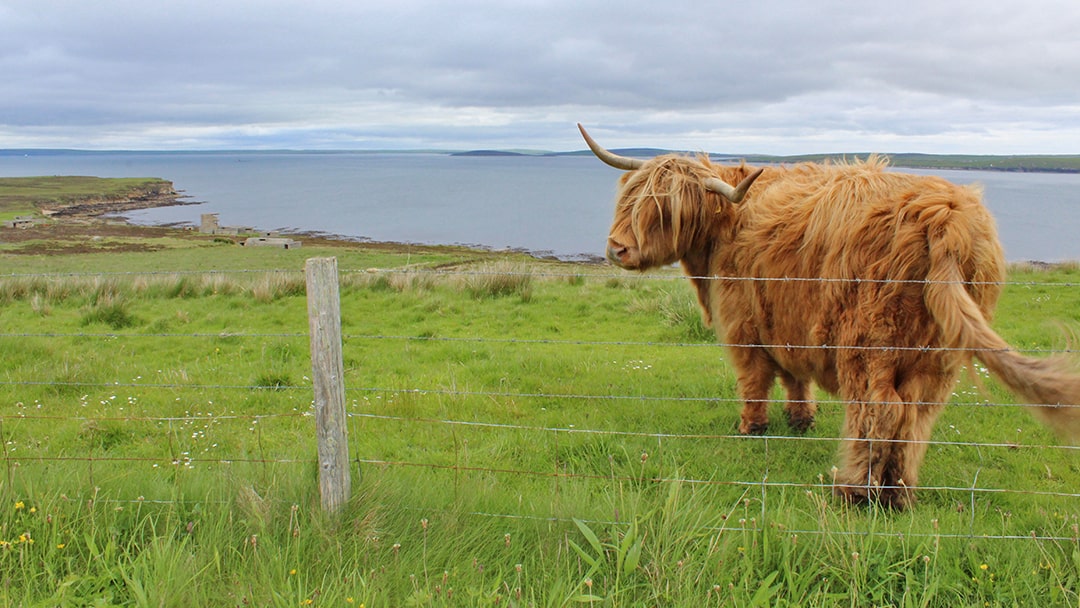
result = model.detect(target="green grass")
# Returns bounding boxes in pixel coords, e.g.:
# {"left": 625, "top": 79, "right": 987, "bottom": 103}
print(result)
{"left": 0, "top": 210, "right": 37, "bottom": 222}
{"left": 2, "top": 244, "right": 1080, "bottom": 606}
{"left": 0, "top": 235, "right": 489, "bottom": 274}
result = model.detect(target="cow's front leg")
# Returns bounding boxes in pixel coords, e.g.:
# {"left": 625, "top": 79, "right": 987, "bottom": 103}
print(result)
{"left": 779, "top": 372, "right": 816, "bottom": 433}
{"left": 730, "top": 346, "right": 777, "bottom": 435}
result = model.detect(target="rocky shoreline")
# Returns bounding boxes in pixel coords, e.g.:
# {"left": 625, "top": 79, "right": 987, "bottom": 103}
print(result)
{"left": 8, "top": 177, "right": 1070, "bottom": 267}
{"left": 39, "top": 181, "right": 190, "bottom": 218}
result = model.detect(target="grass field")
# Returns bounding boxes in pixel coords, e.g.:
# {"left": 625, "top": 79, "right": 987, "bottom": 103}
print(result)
{"left": 2, "top": 224, "right": 1080, "bottom": 606}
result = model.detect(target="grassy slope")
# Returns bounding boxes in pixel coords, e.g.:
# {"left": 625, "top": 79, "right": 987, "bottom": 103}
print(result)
{"left": 0, "top": 176, "right": 174, "bottom": 219}
{"left": 2, "top": 237, "right": 475, "bottom": 274}
{"left": 2, "top": 226, "right": 1080, "bottom": 605}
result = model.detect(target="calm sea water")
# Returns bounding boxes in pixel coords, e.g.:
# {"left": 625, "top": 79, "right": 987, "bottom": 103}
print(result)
{"left": 2, "top": 151, "right": 1078, "bottom": 262}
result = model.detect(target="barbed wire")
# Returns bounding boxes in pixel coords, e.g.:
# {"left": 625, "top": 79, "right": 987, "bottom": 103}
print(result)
{"left": 4, "top": 380, "right": 1075, "bottom": 414}
{"left": 3, "top": 265, "right": 1080, "bottom": 288}
{"left": 0, "top": 408, "right": 1071, "bottom": 451}
{"left": 353, "top": 457, "right": 1080, "bottom": 502}
{"left": 1, "top": 269, "right": 302, "bottom": 279}
{"left": 0, "top": 332, "right": 308, "bottom": 339}
{"left": 343, "top": 411, "right": 1080, "bottom": 452}
{"left": 1, "top": 331, "right": 1075, "bottom": 356}
{"left": 5, "top": 455, "right": 311, "bottom": 466}
{"left": 2, "top": 379, "right": 1079, "bottom": 411}
{"left": 354, "top": 267, "right": 1080, "bottom": 289}
{"left": 0, "top": 412, "right": 309, "bottom": 423}
{"left": 424, "top": 506, "right": 1080, "bottom": 544}
{"left": 11, "top": 487, "right": 1079, "bottom": 544}
{"left": 6, "top": 450, "right": 1078, "bottom": 504}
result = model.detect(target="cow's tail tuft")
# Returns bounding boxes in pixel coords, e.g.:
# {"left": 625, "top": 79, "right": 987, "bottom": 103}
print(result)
{"left": 925, "top": 255, "right": 1080, "bottom": 442}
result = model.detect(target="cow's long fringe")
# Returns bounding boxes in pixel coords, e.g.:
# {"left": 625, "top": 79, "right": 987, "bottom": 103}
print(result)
{"left": 619, "top": 155, "right": 721, "bottom": 254}
{"left": 615, "top": 154, "right": 766, "bottom": 264}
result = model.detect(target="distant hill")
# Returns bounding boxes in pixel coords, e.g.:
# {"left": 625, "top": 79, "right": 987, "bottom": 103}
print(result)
{"left": 553, "top": 148, "right": 678, "bottom": 158}
{"left": 6, "top": 148, "right": 1080, "bottom": 173}
{"left": 553, "top": 149, "right": 1080, "bottom": 173}
{"left": 451, "top": 150, "right": 529, "bottom": 157}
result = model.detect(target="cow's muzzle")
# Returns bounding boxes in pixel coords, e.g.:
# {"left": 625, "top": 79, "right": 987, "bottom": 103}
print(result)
{"left": 606, "top": 239, "right": 640, "bottom": 269}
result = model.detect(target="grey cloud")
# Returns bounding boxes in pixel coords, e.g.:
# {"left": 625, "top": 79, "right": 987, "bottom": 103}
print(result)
{"left": 2, "top": 0, "right": 1080, "bottom": 151}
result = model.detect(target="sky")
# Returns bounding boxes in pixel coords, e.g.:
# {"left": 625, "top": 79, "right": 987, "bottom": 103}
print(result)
{"left": 3, "top": 0, "right": 1080, "bottom": 154}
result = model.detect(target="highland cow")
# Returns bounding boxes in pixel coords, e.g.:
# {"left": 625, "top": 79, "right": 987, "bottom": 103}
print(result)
{"left": 580, "top": 123, "right": 1080, "bottom": 509}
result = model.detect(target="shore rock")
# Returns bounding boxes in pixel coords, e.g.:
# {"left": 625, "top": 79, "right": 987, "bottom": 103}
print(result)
{"left": 40, "top": 181, "right": 188, "bottom": 218}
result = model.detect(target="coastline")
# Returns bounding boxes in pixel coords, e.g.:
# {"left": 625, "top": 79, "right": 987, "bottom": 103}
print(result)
{"left": 3, "top": 176, "right": 1073, "bottom": 267}
{"left": 5, "top": 206, "right": 1070, "bottom": 271}
{"left": 117, "top": 204, "right": 608, "bottom": 263}
{"left": 40, "top": 182, "right": 190, "bottom": 218}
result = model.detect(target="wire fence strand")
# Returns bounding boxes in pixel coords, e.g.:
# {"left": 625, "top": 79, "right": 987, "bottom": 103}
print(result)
{"left": 5, "top": 265, "right": 1080, "bottom": 287}
{"left": 3, "top": 379, "right": 1077, "bottom": 412}
{"left": 2, "top": 331, "right": 1077, "bottom": 356}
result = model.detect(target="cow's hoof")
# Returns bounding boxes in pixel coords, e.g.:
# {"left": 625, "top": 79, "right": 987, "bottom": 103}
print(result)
{"left": 879, "top": 487, "right": 915, "bottom": 511}
{"left": 738, "top": 420, "right": 769, "bottom": 435}
{"left": 787, "top": 414, "right": 815, "bottom": 434}
{"left": 833, "top": 484, "right": 869, "bottom": 505}
{"left": 833, "top": 484, "right": 914, "bottom": 511}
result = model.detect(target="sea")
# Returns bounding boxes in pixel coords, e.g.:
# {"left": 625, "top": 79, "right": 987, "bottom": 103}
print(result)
{"left": 2, "top": 151, "right": 1078, "bottom": 262}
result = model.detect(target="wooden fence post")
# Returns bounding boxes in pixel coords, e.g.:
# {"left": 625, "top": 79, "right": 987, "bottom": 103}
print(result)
{"left": 305, "top": 257, "right": 351, "bottom": 513}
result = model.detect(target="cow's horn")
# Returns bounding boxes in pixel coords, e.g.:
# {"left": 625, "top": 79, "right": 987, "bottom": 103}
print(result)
{"left": 703, "top": 167, "right": 764, "bottom": 204}
{"left": 577, "top": 123, "right": 644, "bottom": 171}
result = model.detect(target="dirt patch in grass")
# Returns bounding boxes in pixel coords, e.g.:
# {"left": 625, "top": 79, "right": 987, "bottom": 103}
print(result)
{"left": 2, "top": 220, "right": 191, "bottom": 255}
{"left": 0, "top": 217, "right": 492, "bottom": 260}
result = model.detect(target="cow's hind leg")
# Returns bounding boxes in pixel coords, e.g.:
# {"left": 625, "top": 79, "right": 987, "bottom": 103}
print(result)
{"left": 835, "top": 361, "right": 952, "bottom": 510}
{"left": 834, "top": 360, "right": 936, "bottom": 510}
{"left": 834, "top": 395, "right": 913, "bottom": 509}
{"left": 779, "top": 371, "right": 816, "bottom": 433}
{"left": 887, "top": 371, "right": 951, "bottom": 500}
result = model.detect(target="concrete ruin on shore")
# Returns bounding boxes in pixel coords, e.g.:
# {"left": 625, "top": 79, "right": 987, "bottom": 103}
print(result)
{"left": 199, "top": 213, "right": 257, "bottom": 236}
{"left": 242, "top": 236, "right": 302, "bottom": 249}
{"left": 200, "top": 213, "right": 301, "bottom": 249}
{"left": 2, "top": 215, "right": 43, "bottom": 229}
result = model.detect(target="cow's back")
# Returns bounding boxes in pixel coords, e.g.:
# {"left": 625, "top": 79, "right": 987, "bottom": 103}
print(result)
{"left": 709, "top": 158, "right": 1006, "bottom": 392}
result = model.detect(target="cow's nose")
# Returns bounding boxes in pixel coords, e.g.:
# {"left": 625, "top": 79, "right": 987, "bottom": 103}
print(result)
{"left": 607, "top": 244, "right": 629, "bottom": 267}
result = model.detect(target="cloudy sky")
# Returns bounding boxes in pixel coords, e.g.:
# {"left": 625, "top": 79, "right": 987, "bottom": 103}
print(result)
{"left": 3, "top": 0, "right": 1080, "bottom": 154}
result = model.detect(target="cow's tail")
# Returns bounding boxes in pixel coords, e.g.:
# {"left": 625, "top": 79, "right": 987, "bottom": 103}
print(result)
{"left": 924, "top": 254, "right": 1080, "bottom": 441}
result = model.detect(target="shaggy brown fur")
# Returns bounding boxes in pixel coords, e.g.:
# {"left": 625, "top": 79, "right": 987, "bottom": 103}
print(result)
{"left": 597, "top": 149, "right": 1080, "bottom": 509}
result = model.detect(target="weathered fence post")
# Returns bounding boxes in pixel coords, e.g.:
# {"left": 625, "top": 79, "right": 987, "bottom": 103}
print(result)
{"left": 305, "top": 257, "right": 351, "bottom": 513}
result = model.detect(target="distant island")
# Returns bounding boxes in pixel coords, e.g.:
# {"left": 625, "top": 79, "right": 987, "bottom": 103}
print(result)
{"left": 451, "top": 150, "right": 529, "bottom": 157}
{"left": 5, "top": 148, "right": 1080, "bottom": 173}
{"left": 445, "top": 148, "right": 1080, "bottom": 173}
